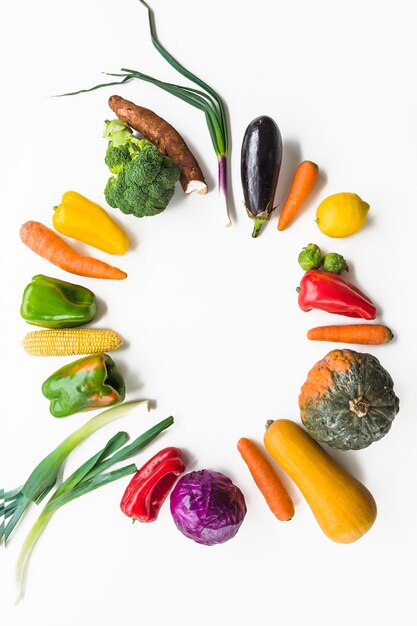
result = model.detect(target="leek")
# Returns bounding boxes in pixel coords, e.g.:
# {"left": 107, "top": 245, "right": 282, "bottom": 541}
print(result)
{"left": 16, "top": 416, "right": 174, "bottom": 601}
{"left": 2, "top": 400, "right": 150, "bottom": 544}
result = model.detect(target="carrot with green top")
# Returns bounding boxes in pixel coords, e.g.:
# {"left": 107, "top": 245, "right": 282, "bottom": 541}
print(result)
{"left": 307, "top": 324, "right": 394, "bottom": 345}
{"left": 237, "top": 437, "right": 294, "bottom": 521}
{"left": 278, "top": 161, "right": 319, "bottom": 230}
{"left": 20, "top": 221, "right": 127, "bottom": 280}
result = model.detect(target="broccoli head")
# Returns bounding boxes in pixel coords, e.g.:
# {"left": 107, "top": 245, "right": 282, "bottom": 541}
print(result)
{"left": 103, "top": 119, "right": 180, "bottom": 218}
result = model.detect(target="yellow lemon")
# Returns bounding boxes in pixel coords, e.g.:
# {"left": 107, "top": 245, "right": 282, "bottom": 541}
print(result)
{"left": 316, "top": 193, "right": 370, "bottom": 237}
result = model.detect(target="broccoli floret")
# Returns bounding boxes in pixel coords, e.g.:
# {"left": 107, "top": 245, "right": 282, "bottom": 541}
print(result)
{"left": 104, "top": 172, "right": 128, "bottom": 210}
{"left": 103, "top": 119, "right": 180, "bottom": 218}
{"left": 158, "top": 156, "right": 181, "bottom": 189}
{"left": 123, "top": 185, "right": 154, "bottom": 214}
{"left": 124, "top": 146, "right": 163, "bottom": 187}
{"left": 147, "top": 181, "right": 176, "bottom": 212}
{"left": 105, "top": 145, "right": 131, "bottom": 174}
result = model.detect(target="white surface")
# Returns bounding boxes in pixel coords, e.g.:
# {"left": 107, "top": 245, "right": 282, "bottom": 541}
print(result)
{"left": 1, "top": 0, "right": 416, "bottom": 624}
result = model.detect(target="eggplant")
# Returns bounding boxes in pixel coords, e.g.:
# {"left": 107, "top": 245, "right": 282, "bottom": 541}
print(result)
{"left": 241, "top": 115, "right": 283, "bottom": 237}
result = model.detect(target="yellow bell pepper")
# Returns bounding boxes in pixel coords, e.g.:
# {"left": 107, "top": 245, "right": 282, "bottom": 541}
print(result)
{"left": 52, "top": 191, "right": 129, "bottom": 255}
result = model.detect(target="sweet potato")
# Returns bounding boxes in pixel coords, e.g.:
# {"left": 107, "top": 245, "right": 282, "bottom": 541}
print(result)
{"left": 108, "top": 95, "right": 207, "bottom": 195}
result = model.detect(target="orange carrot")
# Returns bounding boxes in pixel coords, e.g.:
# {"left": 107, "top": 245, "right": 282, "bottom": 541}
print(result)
{"left": 277, "top": 160, "right": 319, "bottom": 230}
{"left": 20, "top": 221, "right": 127, "bottom": 280}
{"left": 307, "top": 324, "right": 394, "bottom": 345}
{"left": 237, "top": 437, "right": 294, "bottom": 521}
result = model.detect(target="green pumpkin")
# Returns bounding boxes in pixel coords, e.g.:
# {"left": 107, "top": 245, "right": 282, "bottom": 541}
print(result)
{"left": 298, "top": 349, "right": 399, "bottom": 450}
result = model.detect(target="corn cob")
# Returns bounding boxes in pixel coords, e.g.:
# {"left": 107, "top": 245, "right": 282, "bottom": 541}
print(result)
{"left": 22, "top": 329, "right": 123, "bottom": 356}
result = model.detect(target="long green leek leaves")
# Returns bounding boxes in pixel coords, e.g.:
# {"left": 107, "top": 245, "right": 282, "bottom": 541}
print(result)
{"left": 59, "top": 0, "right": 230, "bottom": 226}
{"left": 2, "top": 400, "right": 150, "bottom": 544}
{"left": 16, "top": 416, "right": 174, "bottom": 601}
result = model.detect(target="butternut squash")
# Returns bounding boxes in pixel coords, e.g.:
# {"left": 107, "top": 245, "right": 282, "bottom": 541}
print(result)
{"left": 264, "top": 419, "right": 377, "bottom": 543}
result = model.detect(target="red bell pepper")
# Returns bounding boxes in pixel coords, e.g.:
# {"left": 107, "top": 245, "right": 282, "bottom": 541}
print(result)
{"left": 120, "top": 447, "right": 185, "bottom": 522}
{"left": 297, "top": 269, "right": 377, "bottom": 320}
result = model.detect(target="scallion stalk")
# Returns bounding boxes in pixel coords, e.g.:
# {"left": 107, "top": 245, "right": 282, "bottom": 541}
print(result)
{"left": 137, "top": 0, "right": 230, "bottom": 224}
{"left": 2, "top": 400, "right": 150, "bottom": 544}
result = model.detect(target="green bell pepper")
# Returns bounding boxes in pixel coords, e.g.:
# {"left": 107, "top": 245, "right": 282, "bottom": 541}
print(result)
{"left": 20, "top": 274, "right": 97, "bottom": 328}
{"left": 42, "top": 353, "right": 126, "bottom": 418}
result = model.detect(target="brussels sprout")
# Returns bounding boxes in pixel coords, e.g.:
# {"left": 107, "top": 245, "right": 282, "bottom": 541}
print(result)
{"left": 322, "top": 252, "right": 348, "bottom": 274}
{"left": 298, "top": 243, "right": 323, "bottom": 271}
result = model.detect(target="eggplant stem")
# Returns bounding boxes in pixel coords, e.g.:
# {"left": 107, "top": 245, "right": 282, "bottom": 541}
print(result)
{"left": 252, "top": 219, "right": 264, "bottom": 238}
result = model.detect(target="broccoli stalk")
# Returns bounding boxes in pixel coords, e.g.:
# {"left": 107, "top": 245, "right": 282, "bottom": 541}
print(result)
{"left": 103, "top": 119, "right": 180, "bottom": 217}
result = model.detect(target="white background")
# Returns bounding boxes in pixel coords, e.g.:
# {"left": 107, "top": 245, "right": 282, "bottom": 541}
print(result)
{"left": 1, "top": 1, "right": 416, "bottom": 624}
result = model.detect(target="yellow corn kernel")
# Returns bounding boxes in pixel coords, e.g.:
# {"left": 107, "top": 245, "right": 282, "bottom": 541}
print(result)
{"left": 22, "top": 329, "right": 123, "bottom": 356}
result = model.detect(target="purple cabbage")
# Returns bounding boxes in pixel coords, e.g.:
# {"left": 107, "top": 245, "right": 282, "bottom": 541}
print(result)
{"left": 170, "top": 469, "right": 247, "bottom": 546}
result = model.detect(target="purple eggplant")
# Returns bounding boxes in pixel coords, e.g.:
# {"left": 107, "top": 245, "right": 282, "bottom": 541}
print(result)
{"left": 241, "top": 115, "right": 282, "bottom": 237}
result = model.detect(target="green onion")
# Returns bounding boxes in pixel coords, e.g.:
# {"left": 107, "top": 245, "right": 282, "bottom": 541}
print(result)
{"left": 57, "top": 0, "right": 230, "bottom": 226}
{"left": 2, "top": 400, "right": 150, "bottom": 544}
{"left": 16, "top": 416, "right": 174, "bottom": 601}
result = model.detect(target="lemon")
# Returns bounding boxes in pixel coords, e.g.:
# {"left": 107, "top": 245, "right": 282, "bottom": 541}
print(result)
{"left": 316, "top": 193, "right": 370, "bottom": 237}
